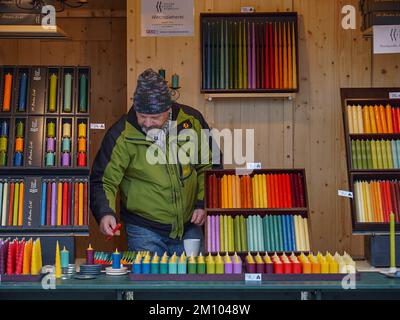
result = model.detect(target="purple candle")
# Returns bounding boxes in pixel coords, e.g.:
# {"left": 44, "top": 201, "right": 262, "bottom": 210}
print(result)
{"left": 61, "top": 152, "right": 70, "bottom": 167}
{"left": 247, "top": 21, "right": 252, "bottom": 89}
{"left": 46, "top": 137, "right": 55, "bottom": 153}
{"left": 216, "top": 215, "right": 220, "bottom": 252}
{"left": 207, "top": 216, "right": 211, "bottom": 252}
{"left": 0, "top": 240, "right": 4, "bottom": 274}
{"left": 265, "top": 263, "right": 274, "bottom": 274}
{"left": 252, "top": 22, "right": 256, "bottom": 89}
{"left": 224, "top": 255, "right": 233, "bottom": 274}
{"left": 51, "top": 182, "right": 57, "bottom": 226}
{"left": 233, "top": 254, "right": 242, "bottom": 274}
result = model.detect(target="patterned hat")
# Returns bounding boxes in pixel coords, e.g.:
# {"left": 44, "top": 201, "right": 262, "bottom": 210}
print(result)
{"left": 133, "top": 68, "right": 172, "bottom": 114}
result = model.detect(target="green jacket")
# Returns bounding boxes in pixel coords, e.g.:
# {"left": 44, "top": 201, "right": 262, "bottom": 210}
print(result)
{"left": 90, "top": 103, "right": 219, "bottom": 239}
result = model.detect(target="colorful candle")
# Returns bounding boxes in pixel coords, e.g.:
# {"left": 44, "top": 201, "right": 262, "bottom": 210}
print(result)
{"left": 112, "top": 249, "right": 121, "bottom": 269}
{"left": 86, "top": 243, "right": 94, "bottom": 265}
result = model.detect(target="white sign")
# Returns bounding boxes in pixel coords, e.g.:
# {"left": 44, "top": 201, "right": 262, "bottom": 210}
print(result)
{"left": 389, "top": 92, "right": 400, "bottom": 99}
{"left": 245, "top": 273, "right": 262, "bottom": 282}
{"left": 373, "top": 25, "right": 400, "bottom": 54}
{"left": 338, "top": 190, "right": 353, "bottom": 198}
{"left": 90, "top": 123, "right": 105, "bottom": 130}
{"left": 246, "top": 163, "right": 262, "bottom": 170}
{"left": 141, "top": 0, "right": 194, "bottom": 37}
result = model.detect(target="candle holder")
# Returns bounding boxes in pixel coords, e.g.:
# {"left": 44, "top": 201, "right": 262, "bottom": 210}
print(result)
{"left": 169, "top": 87, "right": 181, "bottom": 101}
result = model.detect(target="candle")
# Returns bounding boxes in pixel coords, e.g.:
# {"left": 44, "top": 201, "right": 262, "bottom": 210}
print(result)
{"left": 46, "top": 152, "right": 55, "bottom": 166}
{"left": 79, "top": 73, "right": 88, "bottom": 113}
{"left": 77, "top": 152, "right": 87, "bottom": 167}
{"left": 168, "top": 252, "right": 178, "bottom": 274}
{"left": 0, "top": 151, "right": 6, "bottom": 166}
{"left": 264, "top": 254, "right": 274, "bottom": 274}
{"left": 0, "top": 137, "right": 7, "bottom": 152}
{"left": 63, "top": 73, "right": 72, "bottom": 112}
{"left": 78, "top": 137, "right": 86, "bottom": 153}
{"left": 255, "top": 253, "right": 265, "bottom": 274}
{"left": 160, "top": 252, "right": 168, "bottom": 274}
{"left": 142, "top": 253, "right": 151, "bottom": 274}
{"left": 197, "top": 253, "right": 206, "bottom": 274}
{"left": 18, "top": 73, "right": 28, "bottom": 112}
{"left": 390, "top": 212, "right": 397, "bottom": 272}
{"left": 63, "top": 123, "right": 71, "bottom": 138}
{"left": 13, "top": 152, "right": 23, "bottom": 166}
{"left": 2, "top": 73, "right": 12, "bottom": 112}
{"left": 206, "top": 253, "right": 215, "bottom": 274}
{"left": 133, "top": 253, "right": 142, "bottom": 274}
{"left": 1, "top": 121, "right": 8, "bottom": 137}
{"left": 49, "top": 73, "right": 58, "bottom": 112}
{"left": 215, "top": 253, "right": 224, "bottom": 274}
{"left": 171, "top": 74, "right": 179, "bottom": 88}
{"left": 15, "top": 137, "right": 23, "bottom": 153}
{"left": 78, "top": 123, "right": 87, "bottom": 138}
{"left": 246, "top": 253, "right": 256, "bottom": 273}
{"left": 61, "top": 246, "right": 69, "bottom": 268}
{"left": 188, "top": 255, "right": 197, "bottom": 274}
{"left": 86, "top": 244, "right": 94, "bottom": 265}
{"left": 158, "top": 69, "right": 166, "bottom": 79}
{"left": 233, "top": 253, "right": 242, "bottom": 274}
{"left": 51, "top": 182, "right": 57, "bottom": 226}
{"left": 62, "top": 138, "right": 71, "bottom": 152}
{"left": 178, "top": 252, "right": 187, "bottom": 274}
{"left": 224, "top": 253, "right": 233, "bottom": 274}
{"left": 61, "top": 152, "right": 70, "bottom": 167}
{"left": 54, "top": 241, "right": 61, "bottom": 279}
{"left": 47, "top": 122, "right": 56, "bottom": 138}
{"left": 281, "top": 254, "right": 292, "bottom": 274}
{"left": 317, "top": 252, "right": 329, "bottom": 274}
{"left": 112, "top": 249, "right": 121, "bottom": 269}
{"left": 151, "top": 253, "right": 160, "bottom": 274}
{"left": 16, "top": 121, "right": 24, "bottom": 138}
{"left": 46, "top": 138, "right": 55, "bottom": 153}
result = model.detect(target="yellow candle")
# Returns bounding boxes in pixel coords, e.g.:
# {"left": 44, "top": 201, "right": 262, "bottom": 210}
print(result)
{"left": 215, "top": 253, "right": 224, "bottom": 274}
{"left": 55, "top": 241, "right": 61, "bottom": 279}
{"left": 57, "top": 182, "right": 62, "bottom": 226}
{"left": 206, "top": 253, "right": 215, "bottom": 274}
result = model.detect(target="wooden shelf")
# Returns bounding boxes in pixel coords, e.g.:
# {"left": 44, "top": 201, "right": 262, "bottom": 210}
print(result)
{"left": 204, "top": 92, "right": 296, "bottom": 101}
{"left": 341, "top": 88, "right": 400, "bottom": 234}
{"left": 349, "top": 133, "right": 400, "bottom": 140}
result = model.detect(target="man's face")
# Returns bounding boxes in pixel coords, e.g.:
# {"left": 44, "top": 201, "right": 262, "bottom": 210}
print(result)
{"left": 136, "top": 108, "right": 171, "bottom": 133}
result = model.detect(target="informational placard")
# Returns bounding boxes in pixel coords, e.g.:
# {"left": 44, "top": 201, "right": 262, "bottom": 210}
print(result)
{"left": 141, "top": 0, "right": 194, "bottom": 37}
{"left": 373, "top": 25, "right": 400, "bottom": 54}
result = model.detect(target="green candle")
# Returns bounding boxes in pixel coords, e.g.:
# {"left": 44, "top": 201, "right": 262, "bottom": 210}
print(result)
{"left": 16, "top": 121, "right": 24, "bottom": 138}
{"left": 188, "top": 256, "right": 197, "bottom": 274}
{"left": 63, "top": 73, "right": 72, "bottom": 112}
{"left": 197, "top": 253, "right": 206, "bottom": 274}
{"left": 49, "top": 73, "right": 58, "bottom": 112}
{"left": 390, "top": 212, "right": 396, "bottom": 271}
{"left": 206, "top": 253, "right": 215, "bottom": 274}
{"left": 79, "top": 74, "right": 88, "bottom": 113}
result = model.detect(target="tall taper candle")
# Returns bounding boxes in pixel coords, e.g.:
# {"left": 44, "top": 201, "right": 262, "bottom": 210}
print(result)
{"left": 390, "top": 212, "right": 397, "bottom": 272}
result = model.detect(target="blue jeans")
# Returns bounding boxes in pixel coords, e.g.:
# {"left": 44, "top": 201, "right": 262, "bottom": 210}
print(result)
{"left": 125, "top": 223, "right": 204, "bottom": 257}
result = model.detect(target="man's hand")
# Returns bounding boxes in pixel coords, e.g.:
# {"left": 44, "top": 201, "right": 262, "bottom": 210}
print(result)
{"left": 191, "top": 209, "right": 206, "bottom": 226}
{"left": 100, "top": 215, "right": 120, "bottom": 236}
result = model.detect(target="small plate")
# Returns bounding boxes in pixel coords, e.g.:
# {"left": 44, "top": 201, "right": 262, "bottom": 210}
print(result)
{"left": 74, "top": 274, "right": 97, "bottom": 280}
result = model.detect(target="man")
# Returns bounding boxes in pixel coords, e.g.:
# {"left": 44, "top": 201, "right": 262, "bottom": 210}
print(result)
{"left": 90, "top": 69, "right": 219, "bottom": 256}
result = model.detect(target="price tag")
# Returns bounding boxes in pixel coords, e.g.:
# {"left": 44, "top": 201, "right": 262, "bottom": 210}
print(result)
{"left": 338, "top": 190, "right": 353, "bottom": 198}
{"left": 246, "top": 163, "right": 261, "bottom": 170}
{"left": 389, "top": 92, "right": 400, "bottom": 99}
{"left": 245, "top": 273, "right": 262, "bottom": 282}
{"left": 241, "top": 6, "right": 255, "bottom": 12}
{"left": 90, "top": 123, "right": 105, "bottom": 130}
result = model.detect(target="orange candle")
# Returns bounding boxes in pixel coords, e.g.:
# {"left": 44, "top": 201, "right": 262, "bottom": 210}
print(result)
{"left": 2, "top": 73, "right": 12, "bottom": 112}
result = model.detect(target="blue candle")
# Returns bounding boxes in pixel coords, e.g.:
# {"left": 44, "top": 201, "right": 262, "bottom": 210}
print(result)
{"left": 18, "top": 73, "right": 28, "bottom": 112}
{"left": 61, "top": 247, "right": 69, "bottom": 268}
{"left": 171, "top": 74, "right": 179, "bottom": 88}
{"left": 0, "top": 121, "right": 8, "bottom": 137}
{"left": 40, "top": 182, "right": 46, "bottom": 225}
{"left": 13, "top": 152, "right": 23, "bottom": 166}
{"left": 112, "top": 249, "right": 121, "bottom": 269}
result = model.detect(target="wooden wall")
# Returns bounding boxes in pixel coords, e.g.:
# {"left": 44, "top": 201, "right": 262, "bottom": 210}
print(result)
{"left": 0, "top": 0, "right": 127, "bottom": 257}
{"left": 127, "top": 0, "right": 400, "bottom": 258}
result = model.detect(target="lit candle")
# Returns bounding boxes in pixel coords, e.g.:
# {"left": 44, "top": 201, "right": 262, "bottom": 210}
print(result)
{"left": 61, "top": 246, "right": 69, "bottom": 268}
{"left": 112, "top": 249, "right": 121, "bottom": 269}
{"left": 390, "top": 212, "right": 397, "bottom": 272}
{"left": 86, "top": 243, "right": 94, "bottom": 265}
